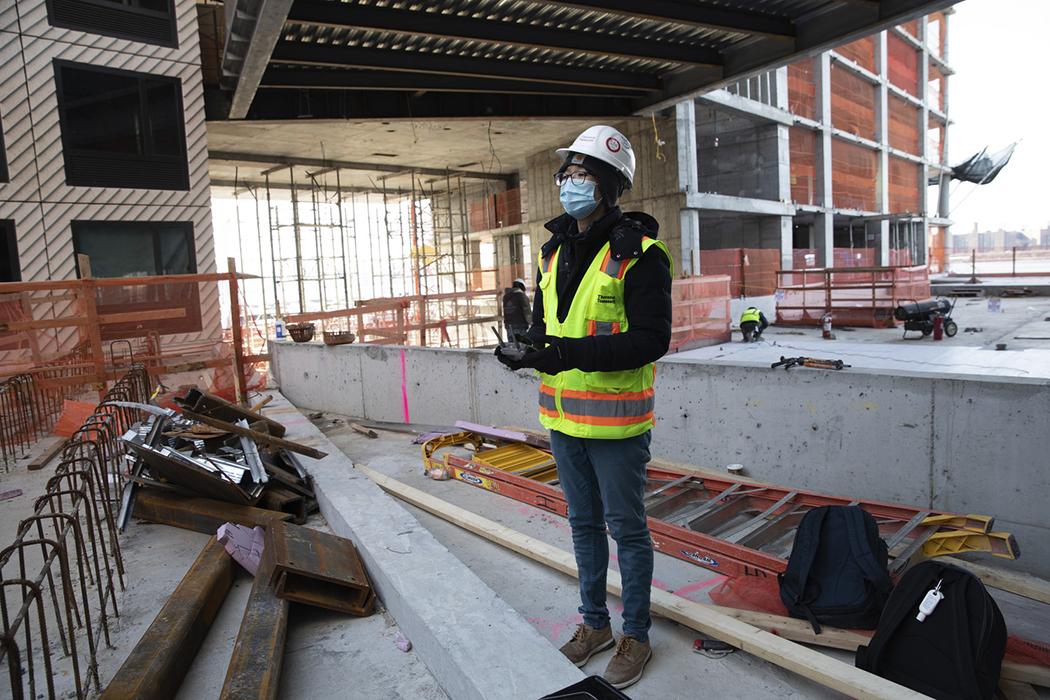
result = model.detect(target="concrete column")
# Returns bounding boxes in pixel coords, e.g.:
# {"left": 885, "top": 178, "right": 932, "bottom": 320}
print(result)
{"left": 778, "top": 216, "right": 793, "bottom": 271}
{"left": 676, "top": 99, "right": 700, "bottom": 275}
{"left": 776, "top": 123, "right": 794, "bottom": 269}
{"left": 875, "top": 31, "right": 892, "bottom": 266}
{"left": 937, "top": 14, "right": 952, "bottom": 221}
{"left": 919, "top": 16, "right": 931, "bottom": 265}
{"left": 814, "top": 54, "right": 835, "bottom": 267}
{"left": 774, "top": 66, "right": 789, "bottom": 111}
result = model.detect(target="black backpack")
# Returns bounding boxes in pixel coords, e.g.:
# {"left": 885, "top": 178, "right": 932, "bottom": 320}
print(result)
{"left": 778, "top": 505, "right": 892, "bottom": 633}
{"left": 856, "top": 560, "right": 1007, "bottom": 700}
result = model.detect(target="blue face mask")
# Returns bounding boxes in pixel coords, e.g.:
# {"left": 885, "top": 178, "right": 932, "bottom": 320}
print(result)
{"left": 559, "top": 179, "right": 599, "bottom": 219}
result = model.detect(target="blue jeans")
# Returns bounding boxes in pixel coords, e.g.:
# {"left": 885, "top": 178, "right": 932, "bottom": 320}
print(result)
{"left": 550, "top": 429, "right": 653, "bottom": 642}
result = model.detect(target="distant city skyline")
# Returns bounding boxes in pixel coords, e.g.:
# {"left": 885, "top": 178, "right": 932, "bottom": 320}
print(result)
{"left": 948, "top": 0, "right": 1049, "bottom": 237}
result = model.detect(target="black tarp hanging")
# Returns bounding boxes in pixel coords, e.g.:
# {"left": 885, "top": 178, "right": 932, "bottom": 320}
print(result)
{"left": 944, "top": 143, "right": 1017, "bottom": 185}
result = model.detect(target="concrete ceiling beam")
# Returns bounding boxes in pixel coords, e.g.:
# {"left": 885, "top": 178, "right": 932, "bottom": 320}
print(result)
{"left": 209, "top": 151, "right": 515, "bottom": 183}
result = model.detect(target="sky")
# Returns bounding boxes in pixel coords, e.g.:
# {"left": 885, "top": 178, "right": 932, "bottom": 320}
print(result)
{"left": 947, "top": 0, "right": 1050, "bottom": 236}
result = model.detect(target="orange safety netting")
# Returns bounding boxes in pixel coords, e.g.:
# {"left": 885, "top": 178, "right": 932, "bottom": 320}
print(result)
{"left": 669, "top": 275, "right": 731, "bottom": 352}
{"left": 702, "top": 248, "right": 780, "bottom": 297}
{"left": 889, "top": 95, "right": 921, "bottom": 154}
{"left": 887, "top": 32, "right": 920, "bottom": 96}
{"left": 792, "top": 248, "right": 915, "bottom": 269}
{"left": 928, "top": 226, "right": 947, "bottom": 273}
{"left": 836, "top": 35, "right": 876, "bottom": 73}
{"left": 831, "top": 139, "right": 878, "bottom": 211}
{"left": 888, "top": 158, "right": 922, "bottom": 213}
{"left": 831, "top": 64, "right": 877, "bottom": 141}
{"left": 1, "top": 272, "right": 265, "bottom": 406}
{"left": 468, "top": 187, "right": 523, "bottom": 232}
{"left": 787, "top": 61, "right": 816, "bottom": 120}
{"left": 776, "top": 265, "right": 930, "bottom": 327}
{"left": 789, "top": 126, "right": 818, "bottom": 205}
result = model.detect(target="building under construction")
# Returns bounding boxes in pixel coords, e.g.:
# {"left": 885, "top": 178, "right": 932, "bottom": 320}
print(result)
{"left": 3, "top": 1, "right": 1050, "bottom": 700}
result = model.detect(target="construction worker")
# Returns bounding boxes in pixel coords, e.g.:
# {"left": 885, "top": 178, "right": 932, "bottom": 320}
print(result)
{"left": 495, "top": 125, "right": 672, "bottom": 689}
{"left": 740, "top": 306, "right": 769, "bottom": 342}
{"left": 502, "top": 278, "right": 531, "bottom": 342}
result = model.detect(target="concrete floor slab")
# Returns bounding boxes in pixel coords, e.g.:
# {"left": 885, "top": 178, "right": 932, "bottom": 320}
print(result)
{"left": 266, "top": 395, "right": 586, "bottom": 700}
{"left": 306, "top": 412, "right": 1050, "bottom": 700}
{"left": 680, "top": 297, "right": 1050, "bottom": 380}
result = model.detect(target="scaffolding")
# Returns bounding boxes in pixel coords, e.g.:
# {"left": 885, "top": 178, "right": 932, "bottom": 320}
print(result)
{"left": 220, "top": 164, "right": 526, "bottom": 350}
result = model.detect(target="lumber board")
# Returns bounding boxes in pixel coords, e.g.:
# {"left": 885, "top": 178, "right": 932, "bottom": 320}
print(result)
{"left": 938, "top": 556, "right": 1050, "bottom": 606}
{"left": 358, "top": 465, "right": 1050, "bottom": 691}
{"left": 27, "top": 438, "right": 66, "bottom": 471}
{"left": 180, "top": 409, "right": 327, "bottom": 459}
{"left": 356, "top": 465, "right": 925, "bottom": 700}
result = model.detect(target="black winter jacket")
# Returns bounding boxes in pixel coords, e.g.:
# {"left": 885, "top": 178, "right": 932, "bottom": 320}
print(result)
{"left": 528, "top": 206, "right": 672, "bottom": 373}
{"left": 502, "top": 287, "right": 531, "bottom": 329}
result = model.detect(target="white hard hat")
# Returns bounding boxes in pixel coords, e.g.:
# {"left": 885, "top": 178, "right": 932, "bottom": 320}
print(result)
{"left": 556, "top": 125, "right": 635, "bottom": 188}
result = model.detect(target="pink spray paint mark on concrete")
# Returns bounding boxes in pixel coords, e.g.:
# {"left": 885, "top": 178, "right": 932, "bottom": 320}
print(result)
{"left": 399, "top": 348, "right": 410, "bottom": 423}
{"left": 527, "top": 612, "right": 584, "bottom": 642}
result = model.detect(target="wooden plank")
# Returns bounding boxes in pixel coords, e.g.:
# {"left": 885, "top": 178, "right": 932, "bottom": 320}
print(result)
{"left": 228, "top": 258, "right": 247, "bottom": 404}
{"left": 179, "top": 410, "right": 328, "bottom": 459}
{"left": 937, "top": 557, "right": 1050, "bottom": 606}
{"left": 0, "top": 317, "right": 88, "bottom": 331}
{"left": 78, "top": 255, "right": 107, "bottom": 399}
{"left": 27, "top": 438, "right": 66, "bottom": 471}
{"left": 356, "top": 465, "right": 926, "bottom": 699}
{"left": 20, "top": 293, "right": 42, "bottom": 364}
{"left": 97, "top": 308, "right": 187, "bottom": 324}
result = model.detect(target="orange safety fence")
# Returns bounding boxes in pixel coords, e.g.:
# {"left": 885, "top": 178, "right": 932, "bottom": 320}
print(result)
{"left": 791, "top": 248, "right": 914, "bottom": 269}
{"left": 669, "top": 275, "right": 732, "bottom": 352}
{"left": 1, "top": 257, "right": 265, "bottom": 407}
{"left": 284, "top": 288, "right": 502, "bottom": 350}
{"left": 702, "top": 248, "right": 780, "bottom": 297}
{"left": 776, "top": 265, "right": 930, "bottom": 327}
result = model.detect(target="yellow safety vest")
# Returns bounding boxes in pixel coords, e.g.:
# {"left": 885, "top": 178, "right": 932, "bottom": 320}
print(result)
{"left": 741, "top": 307, "right": 761, "bottom": 324}
{"left": 536, "top": 236, "right": 672, "bottom": 439}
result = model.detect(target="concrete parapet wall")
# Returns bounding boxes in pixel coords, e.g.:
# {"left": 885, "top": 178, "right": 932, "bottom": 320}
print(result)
{"left": 272, "top": 340, "right": 1050, "bottom": 577}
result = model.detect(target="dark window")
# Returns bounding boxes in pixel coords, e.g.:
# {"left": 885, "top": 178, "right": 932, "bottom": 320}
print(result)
{"left": 71, "top": 220, "right": 200, "bottom": 338}
{"left": 0, "top": 220, "right": 18, "bottom": 282}
{"left": 72, "top": 220, "right": 196, "bottom": 277}
{"left": 46, "top": 0, "right": 177, "bottom": 47}
{"left": 55, "top": 62, "right": 189, "bottom": 190}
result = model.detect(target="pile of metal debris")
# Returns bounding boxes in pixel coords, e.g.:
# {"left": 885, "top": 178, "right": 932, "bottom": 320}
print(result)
{"left": 115, "top": 389, "right": 326, "bottom": 532}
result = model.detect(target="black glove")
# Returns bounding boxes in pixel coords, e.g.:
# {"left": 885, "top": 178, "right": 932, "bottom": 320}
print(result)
{"left": 495, "top": 337, "right": 566, "bottom": 375}
{"left": 494, "top": 343, "right": 525, "bottom": 369}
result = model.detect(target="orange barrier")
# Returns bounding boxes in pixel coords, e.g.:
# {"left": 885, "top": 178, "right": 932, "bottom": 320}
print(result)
{"left": 776, "top": 265, "right": 930, "bottom": 328}
{"left": 670, "top": 275, "right": 732, "bottom": 352}
{"left": 702, "top": 249, "right": 780, "bottom": 298}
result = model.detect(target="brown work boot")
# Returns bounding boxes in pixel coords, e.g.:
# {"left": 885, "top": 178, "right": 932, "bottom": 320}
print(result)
{"left": 602, "top": 635, "right": 652, "bottom": 689}
{"left": 558, "top": 623, "right": 614, "bottom": 667}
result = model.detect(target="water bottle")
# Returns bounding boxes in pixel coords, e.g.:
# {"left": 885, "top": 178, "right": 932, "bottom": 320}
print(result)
{"left": 275, "top": 317, "right": 285, "bottom": 339}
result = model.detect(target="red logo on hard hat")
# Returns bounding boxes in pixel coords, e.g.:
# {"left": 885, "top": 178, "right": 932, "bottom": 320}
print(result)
{"left": 606, "top": 137, "right": 621, "bottom": 153}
